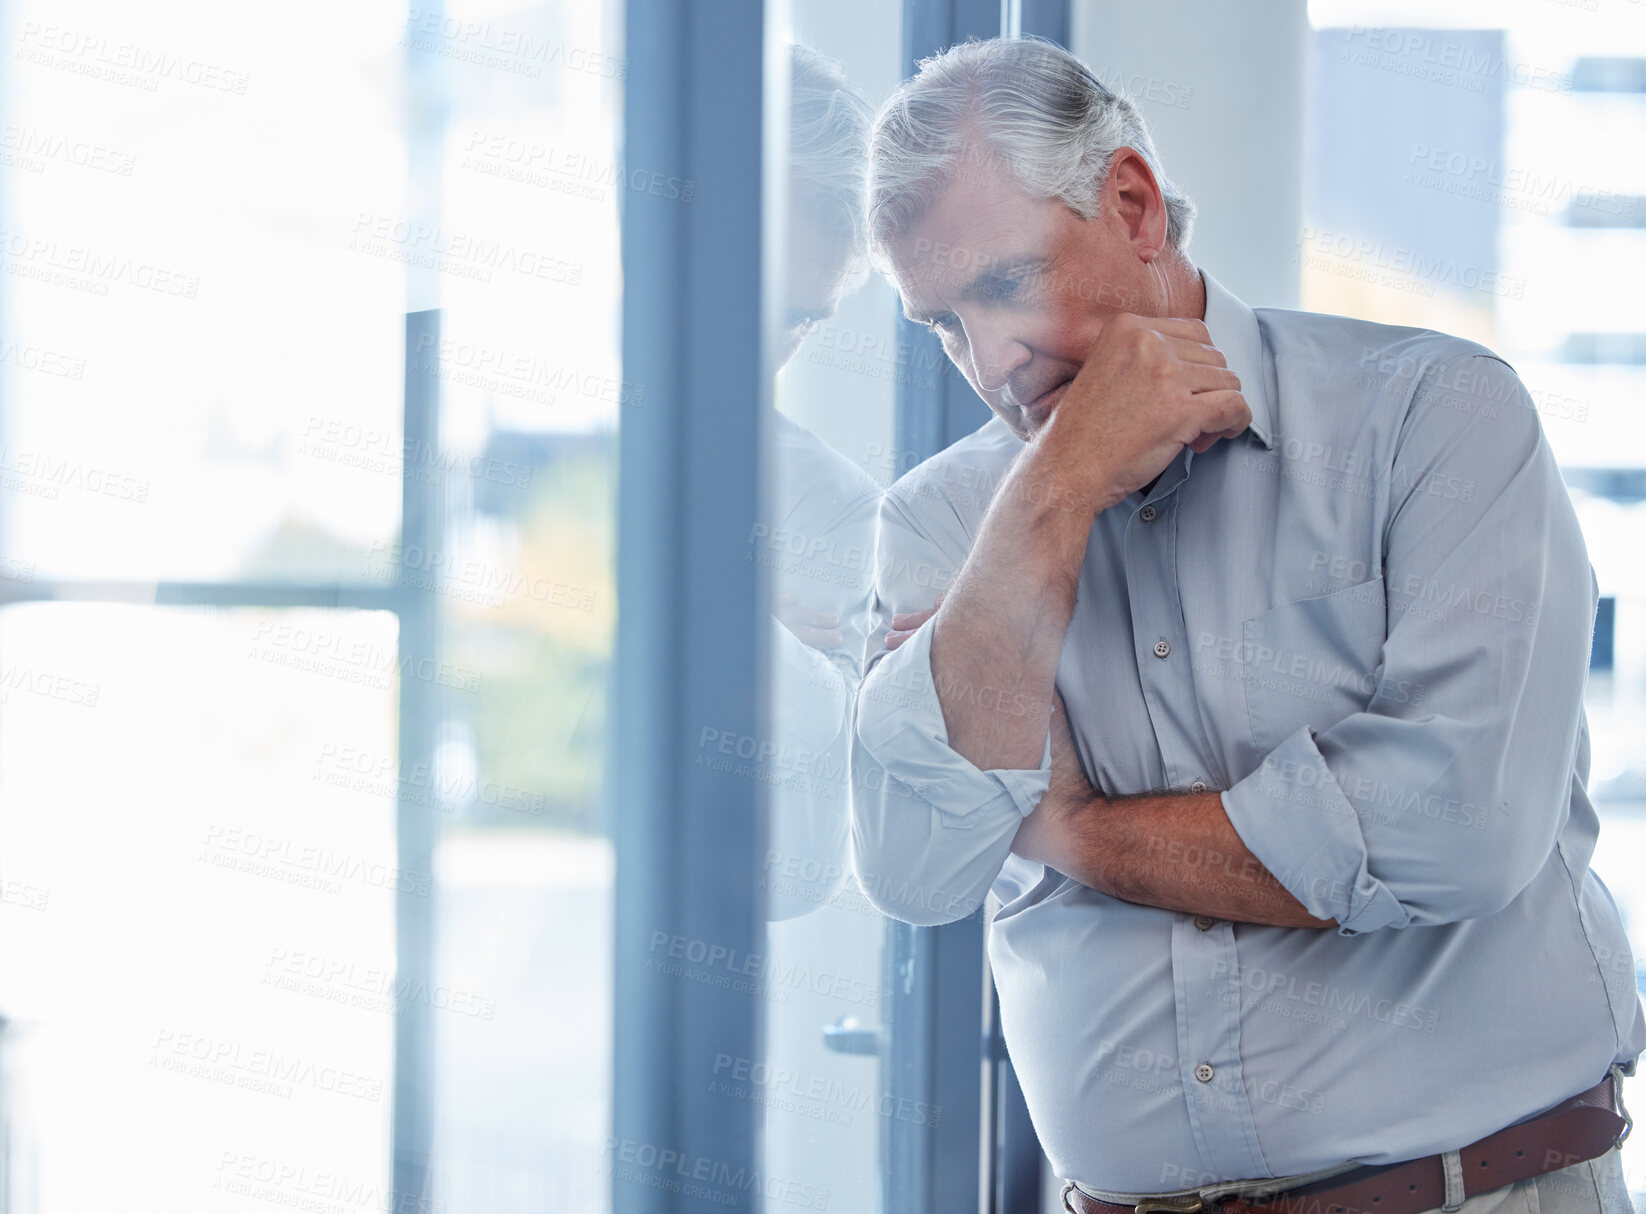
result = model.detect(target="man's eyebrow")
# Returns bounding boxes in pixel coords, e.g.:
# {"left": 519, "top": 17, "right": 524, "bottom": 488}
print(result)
{"left": 901, "top": 256, "right": 1048, "bottom": 322}
{"left": 964, "top": 255, "right": 1046, "bottom": 291}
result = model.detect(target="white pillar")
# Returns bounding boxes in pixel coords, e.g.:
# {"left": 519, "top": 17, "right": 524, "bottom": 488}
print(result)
{"left": 1072, "top": 0, "right": 1308, "bottom": 309}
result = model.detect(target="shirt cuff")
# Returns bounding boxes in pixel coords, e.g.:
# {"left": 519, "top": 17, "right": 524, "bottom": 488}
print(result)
{"left": 856, "top": 622, "right": 1051, "bottom": 823}
{"left": 1220, "top": 725, "right": 1410, "bottom": 936}
{"left": 769, "top": 615, "right": 850, "bottom": 755}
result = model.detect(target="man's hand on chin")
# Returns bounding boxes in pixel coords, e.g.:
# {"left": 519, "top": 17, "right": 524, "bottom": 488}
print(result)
{"left": 1010, "top": 691, "right": 1103, "bottom": 871}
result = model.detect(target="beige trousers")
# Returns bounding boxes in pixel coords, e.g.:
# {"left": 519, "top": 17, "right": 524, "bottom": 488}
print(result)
{"left": 1441, "top": 1145, "right": 1632, "bottom": 1214}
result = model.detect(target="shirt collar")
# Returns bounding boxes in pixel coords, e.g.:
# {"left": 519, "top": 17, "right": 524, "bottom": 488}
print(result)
{"left": 1199, "top": 267, "right": 1275, "bottom": 451}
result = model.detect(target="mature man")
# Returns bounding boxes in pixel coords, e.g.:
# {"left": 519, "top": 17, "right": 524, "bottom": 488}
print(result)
{"left": 848, "top": 37, "right": 1645, "bottom": 1214}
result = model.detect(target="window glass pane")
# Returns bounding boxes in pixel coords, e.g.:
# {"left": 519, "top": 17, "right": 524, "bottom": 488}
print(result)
{"left": 0, "top": 0, "right": 625, "bottom": 1209}
{"left": 0, "top": 2, "right": 406, "bottom": 581}
{"left": 0, "top": 605, "right": 397, "bottom": 1212}
{"left": 1305, "top": 3, "right": 1646, "bottom": 1192}
{"left": 758, "top": 3, "right": 902, "bottom": 1206}
{"left": 406, "top": 0, "right": 623, "bottom": 1210}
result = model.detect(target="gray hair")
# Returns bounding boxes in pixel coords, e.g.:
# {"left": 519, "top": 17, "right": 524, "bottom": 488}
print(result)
{"left": 789, "top": 44, "right": 873, "bottom": 270}
{"left": 867, "top": 37, "right": 1196, "bottom": 261}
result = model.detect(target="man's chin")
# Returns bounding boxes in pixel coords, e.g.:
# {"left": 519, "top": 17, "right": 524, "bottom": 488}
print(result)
{"left": 1021, "top": 381, "right": 1071, "bottom": 433}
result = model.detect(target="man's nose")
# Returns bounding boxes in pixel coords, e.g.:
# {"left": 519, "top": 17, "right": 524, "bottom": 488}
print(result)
{"left": 965, "top": 317, "right": 1031, "bottom": 394}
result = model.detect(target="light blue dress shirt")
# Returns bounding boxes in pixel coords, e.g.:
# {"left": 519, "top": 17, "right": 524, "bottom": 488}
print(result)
{"left": 848, "top": 271, "right": 1646, "bottom": 1192}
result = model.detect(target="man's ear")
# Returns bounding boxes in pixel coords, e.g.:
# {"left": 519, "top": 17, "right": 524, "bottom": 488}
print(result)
{"left": 1102, "top": 147, "right": 1168, "bottom": 264}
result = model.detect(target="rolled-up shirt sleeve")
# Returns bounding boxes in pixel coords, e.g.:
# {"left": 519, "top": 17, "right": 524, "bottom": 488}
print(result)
{"left": 848, "top": 493, "right": 1050, "bottom": 926}
{"left": 1222, "top": 354, "right": 1595, "bottom": 935}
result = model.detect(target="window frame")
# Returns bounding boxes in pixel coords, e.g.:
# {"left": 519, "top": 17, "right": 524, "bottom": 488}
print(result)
{"left": 610, "top": 1, "right": 1067, "bottom": 1209}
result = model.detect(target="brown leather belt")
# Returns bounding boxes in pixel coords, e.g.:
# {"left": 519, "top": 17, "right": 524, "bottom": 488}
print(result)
{"left": 1063, "top": 1073, "right": 1629, "bottom": 1214}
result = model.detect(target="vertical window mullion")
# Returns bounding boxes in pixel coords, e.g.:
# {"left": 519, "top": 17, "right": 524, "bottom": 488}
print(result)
{"left": 612, "top": 2, "right": 770, "bottom": 1210}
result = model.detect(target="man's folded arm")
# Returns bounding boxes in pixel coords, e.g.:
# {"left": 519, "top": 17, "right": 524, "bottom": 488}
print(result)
{"left": 1222, "top": 355, "right": 1593, "bottom": 936}
{"left": 848, "top": 491, "right": 1049, "bottom": 926}
{"left": 851, "top": 621, "right": 1050, "bottom": 924}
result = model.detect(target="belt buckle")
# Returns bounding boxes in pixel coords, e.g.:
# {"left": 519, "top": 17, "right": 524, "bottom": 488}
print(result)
{"left": 1611, "top": 1068, "right": 1633, "bottom": 1147}
{"left": 1136, "top": 1198, "right": 1206, "bottom": 1214}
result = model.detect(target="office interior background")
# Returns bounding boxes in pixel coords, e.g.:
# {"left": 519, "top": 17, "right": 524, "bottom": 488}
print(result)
{"left": 0, "top": 0, "right": 1641, "bottom": 1210}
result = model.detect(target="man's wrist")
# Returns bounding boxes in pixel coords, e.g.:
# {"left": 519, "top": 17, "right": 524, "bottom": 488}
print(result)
{"left": 1017, "top": 439, "right": 1125, "bottom": 520}
{"left": 1014, "top": 791, "right": 1109, "bottom": 874}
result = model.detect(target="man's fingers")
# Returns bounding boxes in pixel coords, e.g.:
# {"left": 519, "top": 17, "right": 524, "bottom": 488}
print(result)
{"left": 1162, "top": 336, "right": 1228, "bottom": 368}
{"left": 1139, "top": 316, "right": 1213, "bottom": 344}
{"left": 890, "top": 592, "right": 945, "bottom": 630}
{"left": 1183, "top": 363, "right": 1241, "bottom": 395}
{"left": 1190, "top": 388, "right": 1252, "bottom": 433}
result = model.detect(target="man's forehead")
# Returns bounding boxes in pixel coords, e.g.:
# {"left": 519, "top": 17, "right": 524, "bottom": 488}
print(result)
{"left": 885, "top": 171, "right": 1062, "bottom": 300}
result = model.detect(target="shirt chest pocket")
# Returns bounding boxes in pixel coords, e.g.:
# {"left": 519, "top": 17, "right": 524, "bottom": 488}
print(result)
{"left": 1240, "top": 577, "right": 1388, "bottom": 756}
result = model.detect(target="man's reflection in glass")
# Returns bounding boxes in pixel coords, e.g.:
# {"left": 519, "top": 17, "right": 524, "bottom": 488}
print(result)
{"left": 760, "top": 45, "right": 883, "bottom": 920}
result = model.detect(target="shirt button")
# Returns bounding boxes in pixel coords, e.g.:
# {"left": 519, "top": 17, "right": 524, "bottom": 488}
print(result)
{"left": 1139, "top": 504, "right": 1157, "bottom": 522}
{"left": 1195, "top": 1063, "right": 1215, "bottom": 1083}
{"left": 1194, "top": 915, "right": 1216, "bottom": 931}
{"left": 1190, "top": 780, "right": 1207, "bottom": 794}
{"left": 1153, "top": 640, "right": 1171, "bottom": 659}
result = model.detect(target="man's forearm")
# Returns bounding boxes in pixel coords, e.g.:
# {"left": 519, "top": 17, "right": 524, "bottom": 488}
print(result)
{"left": 1016, "top": 790, "right": 1337, "bottom": 929}
{"left": 928, "top": 448, "right": 1097, "bottom": 772}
